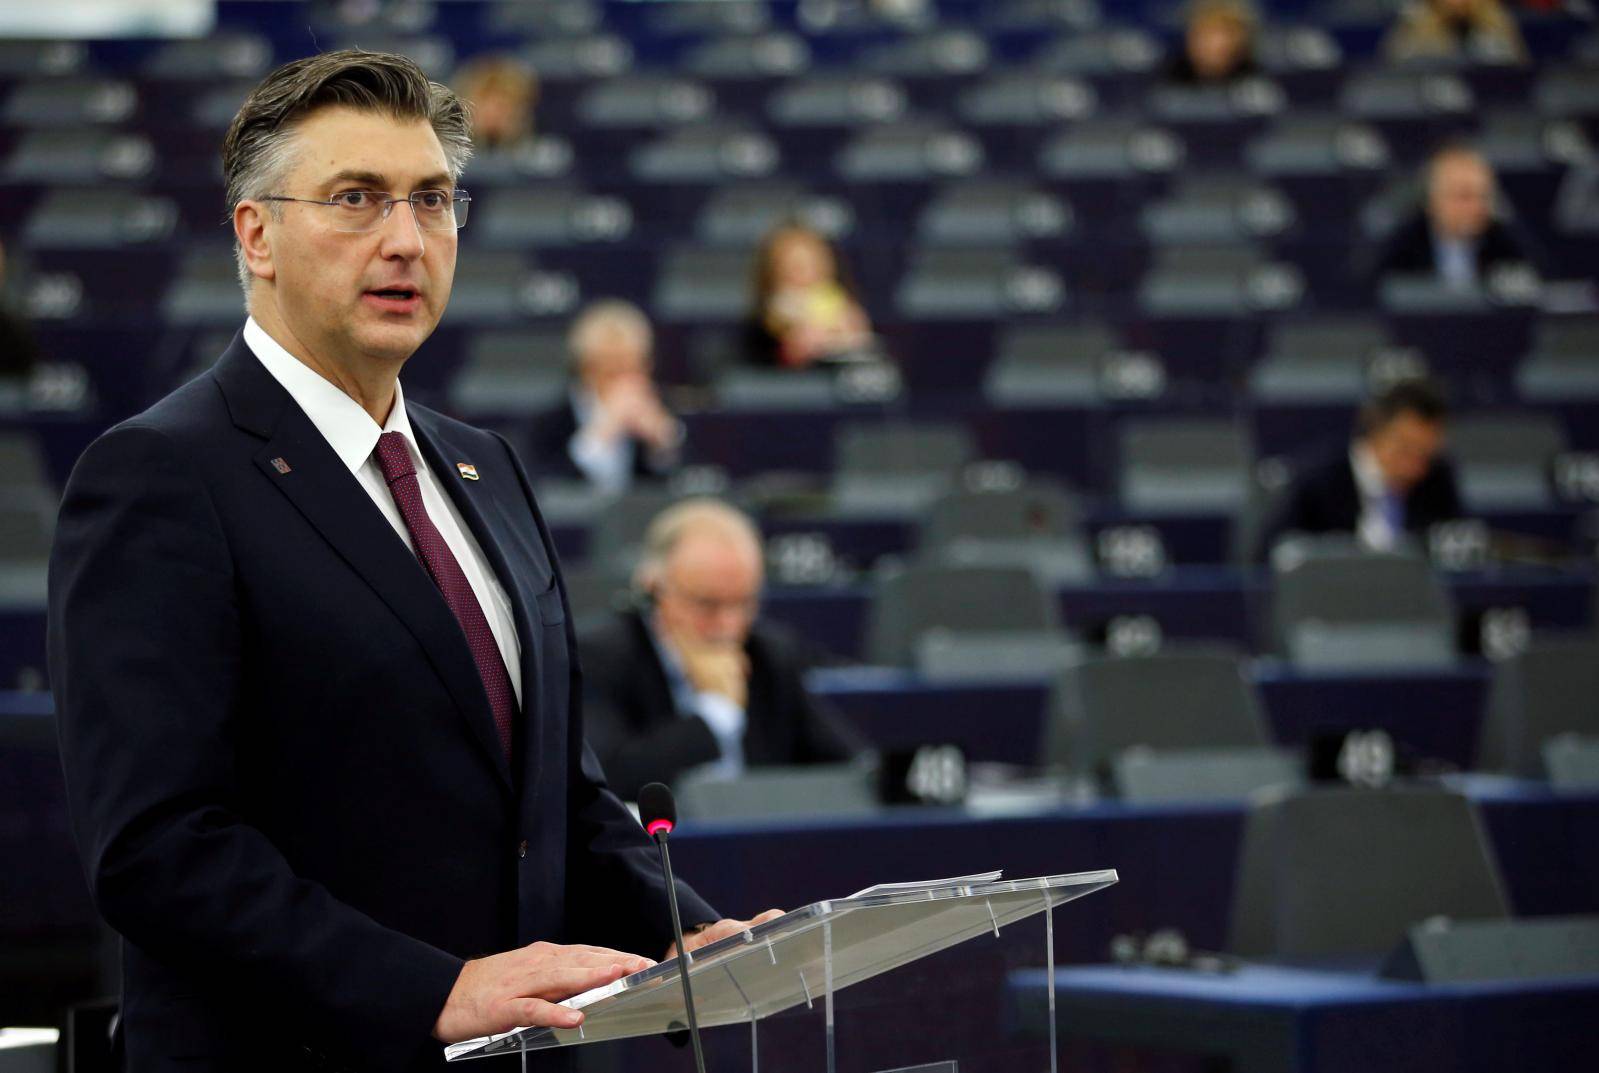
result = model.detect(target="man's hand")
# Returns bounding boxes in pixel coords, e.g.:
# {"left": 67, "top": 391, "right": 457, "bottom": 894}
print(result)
{"left": 674, "top": 638, "right": 750, "bottom": 709}
{"left": 607, "top": 380, "right": 680, "bottom": 451}
{"left": 664, "top": 910, "right": 786, "bottom": 961}
{"left": 433, "top": 941, "right": 656, "bottom": 1043}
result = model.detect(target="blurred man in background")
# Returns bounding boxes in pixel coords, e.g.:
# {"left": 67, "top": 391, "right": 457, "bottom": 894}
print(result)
{"left": 580, "top": 499, "right": 862, "bottom": 801}
{"left": 534, "top": 299, "right": 683, "bottom": 491}
{"left": 1259, "top": 378, "right": 1464, "bottom": 558}
{"left": 1376, "top": 143, "right": 1532, "bottom": 288}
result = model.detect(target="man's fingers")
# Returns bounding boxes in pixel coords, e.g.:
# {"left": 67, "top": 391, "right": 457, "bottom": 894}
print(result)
{"left": 522, "top": 962, "right": 632, "bottom": 1001}
{"left": 503, "top": 997, "right": 584, "bottom": 1033}
{"left": 751, "top": 908, "right": 785, "bottom": 924}
{"left": 523, "top": 942, "right": 654, "bottom": 971}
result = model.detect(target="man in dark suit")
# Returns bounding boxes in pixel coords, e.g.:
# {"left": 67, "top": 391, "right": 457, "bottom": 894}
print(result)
{"left": 579, "top": 499, "right": 863, "bottom": 801}
{"left": 529, "top": 299, "right": 683, "bottom": 490}
{"left": 48, "top": 51, "right": 773, "bottom": 1073}
{"left": 1375, "top": 143, "right": 1532, "bottom": 287}
{"left": 1257, "top": 378, "right": 1464, "bottom": 560}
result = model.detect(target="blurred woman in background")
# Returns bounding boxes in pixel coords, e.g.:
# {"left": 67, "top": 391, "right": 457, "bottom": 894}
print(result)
{"left": 1165, "top": 0, "right": 1259, "bottom": 86}
{"left": 745, "top": 224, "right": 874, "bottom": 369}
{"left": 1384, "top": 0, "right": 1527, "bottom": 64}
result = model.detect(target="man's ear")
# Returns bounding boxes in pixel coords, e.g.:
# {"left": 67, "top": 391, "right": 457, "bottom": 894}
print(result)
{"left": 234, "top": 201, "right": 276, "bottom": 283}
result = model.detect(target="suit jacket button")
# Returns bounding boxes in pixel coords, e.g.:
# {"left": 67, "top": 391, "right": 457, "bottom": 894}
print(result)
{"left": 518, "top": 839, "right": 529, "bottom": 858}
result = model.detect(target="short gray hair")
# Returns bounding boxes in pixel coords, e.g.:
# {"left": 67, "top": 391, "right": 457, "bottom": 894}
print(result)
{"left": 634, "top": 498, "right": 762, "bottom": 590}
{"left": 222, "top": 48, "right": 474, "bottom": 293}
{"left": 568, "top": 299, "right": 654, "bottom": 369}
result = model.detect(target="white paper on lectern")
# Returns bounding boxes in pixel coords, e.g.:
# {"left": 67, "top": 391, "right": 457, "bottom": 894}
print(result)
{"left": 847, "top": 870, "right": 1002, "bottom": 899}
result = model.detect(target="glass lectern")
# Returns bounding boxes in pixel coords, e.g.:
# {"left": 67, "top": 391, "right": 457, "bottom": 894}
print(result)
{"left": 445, "top": 870, "right": 1118, "bottom": 1071}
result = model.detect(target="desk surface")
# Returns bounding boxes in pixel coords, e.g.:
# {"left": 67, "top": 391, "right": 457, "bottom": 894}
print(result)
{"left": 1009, "top": 961, "right": 1599, "bottom": 1073}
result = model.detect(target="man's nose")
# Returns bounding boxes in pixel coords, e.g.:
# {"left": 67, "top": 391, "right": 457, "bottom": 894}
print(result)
{"left": 378, "top": 199, "right": 426, "bottom": 258}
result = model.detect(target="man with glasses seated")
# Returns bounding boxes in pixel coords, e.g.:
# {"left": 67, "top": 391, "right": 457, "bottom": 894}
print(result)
{"left": 580, "top": 499, "right": 863, "bottom": 802}
{"left": 49, "top": 50, "right": 773, "bottom": 1073}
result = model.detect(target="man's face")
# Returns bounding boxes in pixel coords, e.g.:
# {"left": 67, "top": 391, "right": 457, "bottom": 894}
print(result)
{"left": 1428, "top": 153, "right": 1495, "bottom": 242}
{"left": 581, "top": 327, "right": 652, "bottom": 399}
{"left": 1367, "top": 411, "right": 1445, "bottom": 494}
{"left": 252, "top": 106, "right": 457, "bottom": 370}
{"left": 655, "top": 531, "right": 763, "bottom": 648}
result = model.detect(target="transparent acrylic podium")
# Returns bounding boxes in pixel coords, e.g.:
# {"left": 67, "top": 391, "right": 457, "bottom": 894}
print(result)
{"left": 445, "top": 870, "right": 1118, "bottom": 1070}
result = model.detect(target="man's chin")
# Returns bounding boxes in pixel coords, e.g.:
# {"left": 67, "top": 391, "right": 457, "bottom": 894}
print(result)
{"left": 354, "top": 318, "right": 436, "bottom": 363}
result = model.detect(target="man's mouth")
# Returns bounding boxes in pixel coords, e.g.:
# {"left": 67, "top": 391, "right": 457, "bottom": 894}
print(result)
{"left": 363, "top": 286, "right": 422, "bottom": 312}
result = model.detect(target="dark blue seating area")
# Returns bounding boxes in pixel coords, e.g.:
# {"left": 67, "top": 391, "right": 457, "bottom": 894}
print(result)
{"left": 6, "top": 0, "right": 1599, "bottom": 1058}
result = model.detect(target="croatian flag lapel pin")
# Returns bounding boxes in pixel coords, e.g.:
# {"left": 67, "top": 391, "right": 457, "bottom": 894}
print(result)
{"left": 457, "top": 462, "right": 480, "bottom": 481}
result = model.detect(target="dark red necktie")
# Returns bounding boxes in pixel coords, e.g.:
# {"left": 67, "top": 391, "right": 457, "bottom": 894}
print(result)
{"left": 374, "top": 432, "right": 516, "bottom": 759}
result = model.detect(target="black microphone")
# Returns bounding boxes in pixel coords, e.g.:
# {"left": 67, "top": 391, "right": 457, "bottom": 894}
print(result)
{"left": 638, "top": 782, "right": 708, "bottom": 1073}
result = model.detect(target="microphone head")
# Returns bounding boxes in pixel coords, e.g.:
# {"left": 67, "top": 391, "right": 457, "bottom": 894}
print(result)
{"left": 639, "top": 782, "right": 677, "bottom": 838}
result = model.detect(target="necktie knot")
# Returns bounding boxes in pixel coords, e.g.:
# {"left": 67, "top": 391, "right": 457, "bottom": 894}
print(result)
{"left": 374, "top": 431, "right": 416, "bottom": 483}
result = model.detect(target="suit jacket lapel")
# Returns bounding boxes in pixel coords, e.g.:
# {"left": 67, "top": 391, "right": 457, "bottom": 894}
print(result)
{"left": 212, "top": 337, "right": 515, "bottom": 793}
{"left": 410, "top": 410, "right": 553, "bottom": 796}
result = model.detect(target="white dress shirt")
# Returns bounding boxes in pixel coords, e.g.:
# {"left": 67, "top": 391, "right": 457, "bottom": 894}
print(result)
{"left": 567, "top": 388, "right": 635, "bottom": 495}
{"left": 644, "top": 615, "right": 746, "bottom": 780}
{"left": 244, "top": 317, "right": 524, "bottom": 704}
{"left": 1350, "top": 443, "right": 1402, "bottom": 553}
{"left": 1432, "top": 232, "right": 1479, "bottom": 289}
{"left": 567, "top": 387, "right": 685, "bottom": 495}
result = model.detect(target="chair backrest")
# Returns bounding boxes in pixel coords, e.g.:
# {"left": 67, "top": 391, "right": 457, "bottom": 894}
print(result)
{"left": 1228, "top": 785, "right": 1509, "bottom": 959}
{"left": 1042, "top": 648, "right": 1266, "bottom": 773}
{"left": 918, "top": 482, "right": 1080, "bottom": 551}
{"left": 1272, "top": 548, "right": 1454, "bottom": 660}
{"left": 1542, "top": 735, "right": 1599, "bottom": 791}
{"left": 1111, "top": 746, "right": 1301, "bottom": 803}
{"left": 0, "top": 501, "right": 54, "bottom": 563}
{"left": 1449, "top": 414, "right": 1567, "bottom": 468}
{"left": 1479, "top": 636, "right": 1599, "bottom": 777}
{"left": 866, "top": 562, "right": 1059, "bottom": 666}
{"left": 1118, "top": 418, "right": 1253, "bottom": 512}
{"left": 584, "top": 487, "right": 688, "bottom": 574}
{"left": 0, "top": 432, "right": 53, "bottom": 497}
{"left": 675, "top": 763, "right": 878, "bottom": 820}
{"left": 916, "top": 630, "right": 1083, "bottom": 683}
{"left": 835, "top": 422, "right": 975, "bottom": 477}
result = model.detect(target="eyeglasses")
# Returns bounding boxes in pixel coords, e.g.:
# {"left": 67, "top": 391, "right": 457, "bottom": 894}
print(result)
{"left": 260, "top": 188, "right": 471, "bottom": 233}
{"left": 657, "top": 583, "right": 760, "bottom": 619}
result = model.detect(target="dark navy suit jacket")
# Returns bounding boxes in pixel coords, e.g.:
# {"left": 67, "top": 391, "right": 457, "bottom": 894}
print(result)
{"left": 48, "top": 335, "right": 717, "bottom": 1073}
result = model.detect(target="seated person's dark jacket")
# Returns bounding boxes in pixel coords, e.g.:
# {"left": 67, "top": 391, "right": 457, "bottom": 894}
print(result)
{"left": 528, "top": 396, "right": 676, "bottom": 483}
{"left": 1256, "top": 446, "right": 1465, "bottom": 561}
{"left": 0, "top": 304, "right": 38, "bottom": 378}
{"left": 579, "top": 606, "right": 863, "bottom": 800}
{"left": 1373, "top": 212, "right": 1532, "bottom": 280}
{"left": 1161, "top": 52, "right": 1259, "bottom": 86}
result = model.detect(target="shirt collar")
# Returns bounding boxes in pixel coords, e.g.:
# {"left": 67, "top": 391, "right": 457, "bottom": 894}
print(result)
{"left": 1350, "top": 441, "right": 1388, "bottom": 501}
{"left": 243, "top": 316, "right": 417, "bottom": 474}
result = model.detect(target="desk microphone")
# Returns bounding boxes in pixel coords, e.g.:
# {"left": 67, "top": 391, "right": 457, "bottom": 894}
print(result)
{"left": 638, "top": 782, "right": 708, "bottom": 1073}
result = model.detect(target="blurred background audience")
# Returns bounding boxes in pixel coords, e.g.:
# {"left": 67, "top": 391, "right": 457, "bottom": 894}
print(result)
{"left": 1375, "top": 143, "right": 1534, "bottom": 287}
{"left": 455, "top": 52, "right": 539, "bottom": 152}
{"left": 4, "top": 0, "right": 1599, "bottom": 1059}
{"left": 1384, "top": 0, "right": 1528, "bottom": 65}
{"left": 1259, "top": 378, "right": 1462, "bottom": 558}
{"left": 744, "top": 223, "right": 875, "bottom": 368}
{"left": 579, "top": 499, "right": 862, "bottom": 800}
{"left": 533, "top": 299, "right": 683, "bottom": 491}
{"left": 1164, "top": 0, "right": 1259, "bottom": 86}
